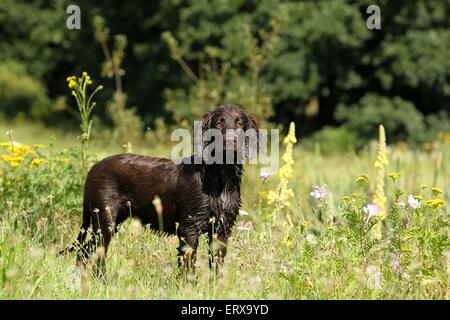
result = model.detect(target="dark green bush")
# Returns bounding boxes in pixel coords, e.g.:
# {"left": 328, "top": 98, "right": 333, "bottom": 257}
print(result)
{"left": 310, "top": 126, "right": 357, "bottom": 154}
{"left": 335, "top": 94, "right": 427, "bottom": 148}
{"left": 0, "top": 61, "right": 52, "bottom": 120}
{"left": 1, "top": 0, "right": 449, "bottom": 145}
{"left": 424, "top": 111, "right": 450, "bottom": 142}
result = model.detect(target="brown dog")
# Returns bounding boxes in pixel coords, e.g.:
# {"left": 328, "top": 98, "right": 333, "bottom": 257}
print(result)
{"left": 62, "top": 104, "right": 258, "bottom": 275}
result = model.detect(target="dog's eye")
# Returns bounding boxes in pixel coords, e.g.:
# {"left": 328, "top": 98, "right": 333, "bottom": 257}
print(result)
{"left": 216, "top": 117, "right": 225, "bottom": 128}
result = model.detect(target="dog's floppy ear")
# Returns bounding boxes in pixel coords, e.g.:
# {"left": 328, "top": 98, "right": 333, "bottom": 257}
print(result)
{"left": 245, "top": 112, "right": 258, "bottom": 132}
{"left": 194, "top": 111, "right": 213, "bottom": 161}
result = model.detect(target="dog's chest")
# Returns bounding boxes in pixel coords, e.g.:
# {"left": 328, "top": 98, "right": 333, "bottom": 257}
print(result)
{"left": 204, "top": 188, "right": 240, "bottom": 232}
{"left": 210, "top": 188, "right": 238, "bottom": 213}
{"left": 178, "top": 167, "right": 241, "bottom": 235}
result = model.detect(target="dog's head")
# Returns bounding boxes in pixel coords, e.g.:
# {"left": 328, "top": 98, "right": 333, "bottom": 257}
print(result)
{"left": 195, "top": 104, "right": 259, "bottom": 163}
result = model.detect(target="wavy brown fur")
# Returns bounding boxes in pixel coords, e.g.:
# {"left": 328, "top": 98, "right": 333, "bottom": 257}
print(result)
{"left": 62, "top": 104, "right": 258, "bottom": 275}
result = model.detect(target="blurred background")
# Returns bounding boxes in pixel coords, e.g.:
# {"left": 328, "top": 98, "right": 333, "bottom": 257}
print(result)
{"left": 0, "top": 0, "right": 449, "bottom": 153}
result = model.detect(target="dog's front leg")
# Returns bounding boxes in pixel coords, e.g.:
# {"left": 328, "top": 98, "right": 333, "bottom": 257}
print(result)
{"left": 208, "top": 232, "right": 228, "bottom": 273}
{"left": 177, "top": 230, "right": 199, "bottom": 274}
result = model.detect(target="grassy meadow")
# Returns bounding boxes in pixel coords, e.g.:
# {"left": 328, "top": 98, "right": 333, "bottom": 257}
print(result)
{"left": 1, "top": 0, "right": 450, "bottom": 302}
{"left": 0, "top": 118, "right": 448, "bottom": 300}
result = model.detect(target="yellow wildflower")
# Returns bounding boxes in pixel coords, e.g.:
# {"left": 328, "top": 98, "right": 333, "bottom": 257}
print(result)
{"left": 10, "top": 161, "right": 19, "bottom": 167}
{"left": 431, "top": 187, "right": 443, "bottom": 195}
{"left": 32, "top": 158, "right": 48, "bottom": 166}
{"left": 66, "top": 75, "right": 77, "bottom": 89}
{"left": 373, "top": 125, "right": 388, "bottom": 215}
{"left": 426, "top": 199, "right": 445, "bottom": 208}
{"left": 413, "top": 195, "right": 423, "bottom": 200}
{"left": 267, "top": 122, "right": 297, "bottom": 211}
{"left": 19, "top": 145, "right": 35, "bottom": 154}
{"left": 354, "top": 174, "right": 368, "bottom": 183}
{"left": 68, "top": 79, "right": 77, "bottom": 89}
{"left": 260, "top": 190, "right": 268, "bottom": 198}
{"left": 373, "top": 125, "right": 388, "bottom": 239}
{"left": 283, "top": 122, "right": 297, "bottom": 144}
{"left": 388, "top": 172, "right": 401, "bottom": 182}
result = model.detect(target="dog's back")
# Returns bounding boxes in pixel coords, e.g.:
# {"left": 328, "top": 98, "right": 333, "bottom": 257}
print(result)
{"left": 84, "top": 154, "right": 181, "bottom": 233}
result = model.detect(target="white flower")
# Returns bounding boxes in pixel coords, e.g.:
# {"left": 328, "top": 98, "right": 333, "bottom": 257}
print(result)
{"left": 238, "top": 209, "right": 249, "bottom": 216}
{"left": 397, "top": 201, "right": 406, "bottom": 208}
{"left": 363, "top": 204, "right": 381, "bottom": 224}
{"left": 310, "top": 185, "right": 327, "bottom": 200}
{"left": 407, "top": 194, "right": 421, "bottom": 209}
{"left": 306, "top": 233, "right": 316, "bottom": 243}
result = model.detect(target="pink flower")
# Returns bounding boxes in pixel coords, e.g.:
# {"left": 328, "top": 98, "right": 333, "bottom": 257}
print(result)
{"left": 397, "top": 201, "right": 406, "bottom": 208}
{"left": 407, "top": 194, "right": 421, "bottom": 209}
{"left": 260, "top": 170, "right": 271, "bottom": 183}
{"left": 363, "top": 204, "right": 381, "bottom": 224}
{"left": 391, "top": 253, "right": 400, "bottom": 270}
{"left": 310, "top": 185, "right": 327, "bottom": 200}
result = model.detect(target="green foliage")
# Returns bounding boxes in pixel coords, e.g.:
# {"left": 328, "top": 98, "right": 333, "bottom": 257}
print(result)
{"left": 0, "top": 0, "right": 71, "bottom": 78}
{"left": 65, "top": 72, "right": 103, "bottom": 175}
{"left": 336, "top": 94, "right": 427, "bottom": 148}
{"left": 145, "top": 117, "right": 171, "bottom": 145}
{"left": 0, "top": 119, "right": 449, "bottom": 298}
{"left": 161, "top": 5, "right": 286, "bottom": 125}
{"left": 93, "top": 15, "right": 145, "bottom": 147}
{"left": 310, "top": 126, "right": 357, "bottom": 154}
{"left": 156, "top": 0, "right": 450, "bottom": 141}
{"left": 107, "top": 93, "right": 144, "bottom": 147}
{"left": 0, "top": 142, "right": 83, "bottom": 242}
{"left": 1, "top": 0, "right": 450, "bottom": 144}
{"left": 425, "top": 111, "right": 450, "bottom": 140}
{"left": 380, "top": 29, "right": 450, "bottom": 92}
{"left": 0, "top": 61, "right": 52, "bottom": 119}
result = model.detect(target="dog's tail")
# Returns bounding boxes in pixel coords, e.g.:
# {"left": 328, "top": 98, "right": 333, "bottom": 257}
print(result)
{"left": 59, "top": 201, "right": 91, "bottom": 255}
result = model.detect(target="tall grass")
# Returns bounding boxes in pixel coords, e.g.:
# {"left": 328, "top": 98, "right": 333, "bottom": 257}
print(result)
{"left": 0, "top": 119, "right": 448, "bottom": 299}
